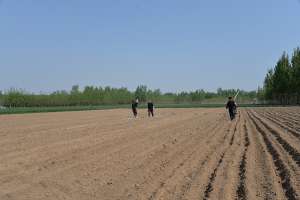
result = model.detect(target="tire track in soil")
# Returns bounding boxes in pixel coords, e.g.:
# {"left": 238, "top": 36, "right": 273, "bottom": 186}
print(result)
{"left": 236, "top": 120, "right": 250, "bottom": 200}
{"left": 248, "top": 111, "right": 299, "bottom": 200}
{"left": 147, "top": 114, "right": 229, "bottom": 200}
{"left": 251, "top": 111, "right": 300, "bottom": 167}
{"left": 202, "top": 114, "right": 240, "bottom": 200}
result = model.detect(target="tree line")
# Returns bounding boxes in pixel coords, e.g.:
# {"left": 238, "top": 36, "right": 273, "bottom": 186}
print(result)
{"left": 0, "top": 86, "right": 256, "bottom": 107}
{"left": 260, "top": 47, "right": 300, "bottom": 104}
{"left": 2, "top": 47, "right": 299, "bottom": 107}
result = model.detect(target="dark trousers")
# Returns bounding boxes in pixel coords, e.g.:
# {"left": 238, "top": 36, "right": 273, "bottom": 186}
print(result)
{"left": 229, "top": 109, "right": 235, "bottom": 120}
{"left": 132, "top": 108, "right": 137, "bottom": 117}
{"left": 148, "top": 109, "right": 154, "bottom": 117}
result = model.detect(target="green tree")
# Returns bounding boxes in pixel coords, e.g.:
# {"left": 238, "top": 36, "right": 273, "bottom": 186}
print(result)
{"left": 257, "top": 86, "right": 265, "bottom": 102}
{"left": 263, "top": 69, "right": 274, "bottom": 100}
{"left": 190, "top": 89, "right": 205, "bottom": 102}
{"left": 71, "top": 85, "right": 80, "bottom": 94}
{"left": 291, "top": 48, "right": 300, "bottom": 93}
{"left": 272, "top": 53, "right": 292, "bottom": 103}
{"left": 3, "top": 88, "right": 27, "bottom": 107}
{"left": 135, "top": 85, "right": 147, "bottom": 102}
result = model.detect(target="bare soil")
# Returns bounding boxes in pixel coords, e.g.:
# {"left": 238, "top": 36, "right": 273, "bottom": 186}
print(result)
{"left": 0, "top": 108, "right": 299, "bottom": 200}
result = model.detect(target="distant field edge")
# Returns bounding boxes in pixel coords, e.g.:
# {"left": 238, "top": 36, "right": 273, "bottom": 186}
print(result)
{"left": 0, "top": 104, "right": 298, "bottom": 115}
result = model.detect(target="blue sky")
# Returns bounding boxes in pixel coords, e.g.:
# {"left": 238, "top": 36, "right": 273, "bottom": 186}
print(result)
{"left": 0, "top": 0, "right": 300, "bottom": 93}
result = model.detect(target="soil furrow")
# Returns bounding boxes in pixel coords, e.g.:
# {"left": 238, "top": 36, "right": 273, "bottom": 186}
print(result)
{"left": 251, "top": 111, "right": 300, "bottom": 167}
{"left": 230, "top": 114, "right": 240, "bottom": 146}
{"left": 258, "top": 111, "right": 300, "bottom": 140}
{"left": 147, "top": 115, "right": 233, "bottom": 200}
{"left": 248, "top": 111, "right": 298, "bottom": 200}
{"left": 203, "top": 152, "right": 226, "bottom": 200}
{"left": 202, "top": 116, "right": 240, "bottom": 200}
{"left": 1, "top": 108, "right": 299, "bottom": 200}
{"left": 236, "top": 121, "right": 250, "bottom": 200}
{"left": 176, "top": 120, "right": 237, "bottom": 200}
{"left": 146, "top": 115, "right": 228, "bottom": 200}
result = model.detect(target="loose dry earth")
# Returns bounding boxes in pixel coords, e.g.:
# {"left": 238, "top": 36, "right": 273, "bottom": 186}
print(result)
{"left": 0, "top": 108, "right": 299, "bottom": 200}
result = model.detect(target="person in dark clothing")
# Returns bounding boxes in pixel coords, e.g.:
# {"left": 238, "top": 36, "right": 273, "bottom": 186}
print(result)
{"left": 226, "top": 97, "right": 237, "bottom": 120}
{"left": 147, "top": 101, "right": 154, "bottom": 117}
{"left": 132, "top": 100, "right": 138, "bottom": 117}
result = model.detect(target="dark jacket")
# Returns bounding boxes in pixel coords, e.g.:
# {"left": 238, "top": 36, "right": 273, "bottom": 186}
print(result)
{"left": 132, "top": 102, "right": 138, "bottom": 110}
{"left": 148, "top": 102, "right": 154, "bottom": 110}
{"left": 226, "top": 100, "right": 236, "bottom": 111}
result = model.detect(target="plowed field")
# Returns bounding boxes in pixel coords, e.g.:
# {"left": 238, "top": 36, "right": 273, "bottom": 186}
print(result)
{"left": 0, "top": 108, "right": 299, "bottom": 200}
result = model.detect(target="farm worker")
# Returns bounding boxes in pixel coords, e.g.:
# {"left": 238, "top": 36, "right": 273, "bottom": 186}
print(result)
{"left": 132, "top": 100, "right": 138, "bottom": 117}
{"left": 226, "top": 97, "right": 237, "bottom": 120}
{"left": 147, "top": 100, "right": 154, "bottom": 117}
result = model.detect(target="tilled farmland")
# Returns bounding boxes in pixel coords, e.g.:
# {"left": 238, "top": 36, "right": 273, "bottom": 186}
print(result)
{"left": 0, "top": 108, "right": 299, "bottom": 200}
